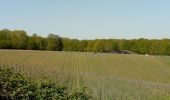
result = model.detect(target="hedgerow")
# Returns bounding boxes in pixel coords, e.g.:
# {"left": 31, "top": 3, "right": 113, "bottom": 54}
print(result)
{"left": 0, "top": 67, "right": 92, "bottom": 100}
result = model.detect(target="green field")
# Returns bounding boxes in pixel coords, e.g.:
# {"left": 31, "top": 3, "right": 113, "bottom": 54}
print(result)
{"left": 0, "top": 50, "right": 170, "bottom": 100}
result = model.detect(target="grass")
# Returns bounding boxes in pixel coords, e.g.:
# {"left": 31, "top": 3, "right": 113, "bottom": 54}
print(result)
{"left": 0, "top": 49, "right": 170, "bottom": 100}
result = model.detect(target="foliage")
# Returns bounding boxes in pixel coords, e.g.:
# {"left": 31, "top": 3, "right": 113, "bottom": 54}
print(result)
{"left": 28, "top": 34, "right": 47, "bottom": 50}
{"left": 0, "top": 29, "right": 170, "bottom": 55}
{"left": 70, "top": 87, "right": 92, "bottom": 100}
{"left": 0, "top": 67, "right": 92, "bottom": 100}
{"left": 10, "top": 30, "right": 28, "bottom": 49}
{"left": 47, "top": 34, "right": 62, "bottom": 51}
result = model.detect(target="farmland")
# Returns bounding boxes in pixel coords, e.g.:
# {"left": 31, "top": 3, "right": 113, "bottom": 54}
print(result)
{"left": 0, "top": 49, "right": 170, "bottom": 100}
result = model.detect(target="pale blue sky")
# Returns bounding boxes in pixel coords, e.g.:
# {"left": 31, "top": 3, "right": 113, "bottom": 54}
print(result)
{"left": 0, "top": 0, "right": 170, "bottom": 39}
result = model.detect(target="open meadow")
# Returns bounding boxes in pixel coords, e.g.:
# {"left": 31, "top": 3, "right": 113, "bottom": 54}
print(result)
{"left": 0, "top": 49, "right": 170, "bottom": 100}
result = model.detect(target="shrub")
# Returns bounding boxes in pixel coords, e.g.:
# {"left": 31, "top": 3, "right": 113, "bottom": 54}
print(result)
{"left": 0, "top": 67, "right": 92, "bottom": 100}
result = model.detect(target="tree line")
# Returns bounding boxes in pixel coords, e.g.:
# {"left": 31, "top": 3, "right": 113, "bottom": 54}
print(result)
{"left": 0, "top": 29, "right": 170, "bottom": 55}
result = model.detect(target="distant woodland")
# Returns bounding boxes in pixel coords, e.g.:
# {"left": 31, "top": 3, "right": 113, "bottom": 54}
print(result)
{"left": 0, "top": 29, "right": 170, "bottom": 55}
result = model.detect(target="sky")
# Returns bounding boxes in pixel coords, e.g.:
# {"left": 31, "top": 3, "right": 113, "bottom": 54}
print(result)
{"left": 0, "top": 0, "right": 170, "bottom": 39}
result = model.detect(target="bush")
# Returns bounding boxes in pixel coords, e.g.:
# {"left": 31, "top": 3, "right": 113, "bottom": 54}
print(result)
{"left": 0, "top": 67, "right": 92, "bottom": 100}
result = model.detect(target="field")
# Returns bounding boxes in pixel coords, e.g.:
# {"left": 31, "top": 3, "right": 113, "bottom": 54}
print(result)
{"left": 0, "top": 50, "right": 170, "bottom": 100}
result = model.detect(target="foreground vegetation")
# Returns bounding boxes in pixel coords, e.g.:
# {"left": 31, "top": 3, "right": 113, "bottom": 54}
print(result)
{"left": 0, "top": 67, "right": 92, "bottom": 100}
{"left": 0, "top": 50, "right": 170, "bottom": 99}
{"left": 0, "top": 29, "right": 170, "bottom": 55}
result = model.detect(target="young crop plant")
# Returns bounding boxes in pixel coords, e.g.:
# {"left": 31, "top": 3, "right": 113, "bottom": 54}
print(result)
{"left": 0, "top": 50, "right": 170, "bottom": 99}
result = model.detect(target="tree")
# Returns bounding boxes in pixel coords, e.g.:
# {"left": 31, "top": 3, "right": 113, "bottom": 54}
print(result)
{"left": 1, "top": 29, "right": 170, "bottom": 56}
{"left": 132, "top": 39, "right": 151, "bottom": 54}
{"left": 47, "top": 34, "right": 62, "bottom": 51}
{"left": 0, "top": 29, "right": 11, "bottom": 49}
{"left": 93, "top": 40, "right": 105, "bottom": 52}
{"left": 166, "top": 43, "right": 170, "bottom": 56}
{"left": 159, "top": 39, "right": 170, "bottom": 55}
{"left": 104, "top": 40, "right": 119, "bottom": 52}
{"left": 28, "top": 34, "right": 47, "bottom": 50}
{"left": 28, "top": 34, "right": 39, "bottom": 50}
{"left": 78, "top": 40, "right": 88, "bottom": 51}
{"left": 62, "top": 38, "right": 71, "bottom": 51}
{"left": 86, "top": 40, "right": 95, "bottom": 52}
{"left": 10, "top": 30, "right": 28, "bottom": 49}
{"left": 62, "top": 38, "right": 81, "bottom": 51}
{"left": 69, "top": 39, "right": 79, "bottom": 51}
{"left": 149, "top": 40, "right": 161, "bottom": 55}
